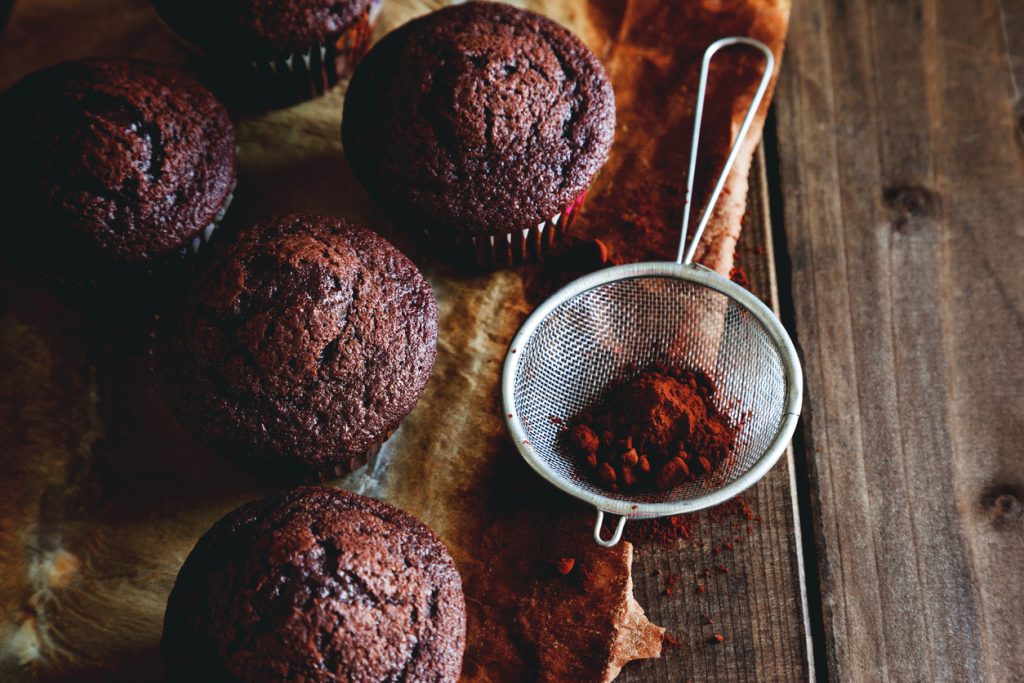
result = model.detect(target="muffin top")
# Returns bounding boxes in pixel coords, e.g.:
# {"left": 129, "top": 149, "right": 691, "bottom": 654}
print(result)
{"left": 162, "top": 214, "right": 438, "bottom": 472}
{"left": 152, "top": 0, "right": 376, "bottom": 55}
{"left": 0, "top": 58, "right": 236, "bottom": 268}
{"left": 342, "top": 2, "right": 616, "bottom": 237}
{"left": 162, "top": 486, "right": 466, "bottom": 682}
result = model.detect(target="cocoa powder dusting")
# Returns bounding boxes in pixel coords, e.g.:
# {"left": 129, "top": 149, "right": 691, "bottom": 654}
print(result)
{"left": 632, "top": 497, "right": 760, "bottom": 548}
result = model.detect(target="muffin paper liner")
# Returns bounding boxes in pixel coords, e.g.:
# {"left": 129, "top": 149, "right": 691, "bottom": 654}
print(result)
{"left": 320, "top": 430, "right": 392, "bottom": 481}
{"left": 423, "top": 188, "right": 589, "bottom": 269}
{"left": 178, "top": 184, "right": 235, "bottom": 259}
{"left": 249, "top": 0, "right": 382, "bottom": 101}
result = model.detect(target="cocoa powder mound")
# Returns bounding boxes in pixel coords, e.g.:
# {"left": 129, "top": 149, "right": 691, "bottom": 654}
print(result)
{"left": 566, "top": 367, "right": 738, "bottom": 493}
{"left": 598, "top": 370, "right": 710, "bottom": 456}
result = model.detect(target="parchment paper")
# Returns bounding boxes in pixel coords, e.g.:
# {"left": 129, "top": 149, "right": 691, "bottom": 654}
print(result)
{"left": 0, "top": 1, "right": 788, "bottom": 680}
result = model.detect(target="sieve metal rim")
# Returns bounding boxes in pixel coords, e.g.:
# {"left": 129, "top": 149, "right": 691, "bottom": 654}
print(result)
{"left": 501, "top": 261, "right": 803, "bottom": 522}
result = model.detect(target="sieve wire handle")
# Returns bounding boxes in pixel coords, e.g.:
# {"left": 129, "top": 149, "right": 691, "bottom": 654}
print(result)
{"left": 677, "top": 37, "right": 775, "bottom": 265}
{"left": 593, "top": 509, "right": 627, "bottom": 548}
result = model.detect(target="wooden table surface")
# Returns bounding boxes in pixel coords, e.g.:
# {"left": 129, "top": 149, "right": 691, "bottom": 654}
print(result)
{"left": 1, "top": 0, "right": 1022, "bottom": 681}
{"left": 773, "top": 0, "right": 1024, "bottom": 679}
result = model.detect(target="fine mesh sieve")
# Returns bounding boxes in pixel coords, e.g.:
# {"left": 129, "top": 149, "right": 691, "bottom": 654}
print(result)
{"left": 501, "top": 37, "right": 802, "bottom": 547}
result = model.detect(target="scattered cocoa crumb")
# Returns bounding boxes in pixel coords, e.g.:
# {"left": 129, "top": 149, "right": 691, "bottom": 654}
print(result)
{"left": 695, "top": 583, "right": 705, "bottom": 594}
{"left": 663, "top": 633, "right": 680, "bottom": 649}
{"left": 715, "top": 563, "right": 729, "bottom": 574}
{"left": 556, "top": 557, "right": 575, "bottom": 576}
{"left": 664, "top": 574, "right": 679, "bottom": 596}
{"left": 729, "top": 264, "right": 750, "bottom": 289}
{"left": 631, "top": 513, "right": 694, "bottom": 546}
{"left": 709, "top": 498, "right": 758, "bottom": 524}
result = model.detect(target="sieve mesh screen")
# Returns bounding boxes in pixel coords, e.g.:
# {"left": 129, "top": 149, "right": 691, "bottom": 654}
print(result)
{"left": 511, "top": 275, "right": 788, "bottom": 509}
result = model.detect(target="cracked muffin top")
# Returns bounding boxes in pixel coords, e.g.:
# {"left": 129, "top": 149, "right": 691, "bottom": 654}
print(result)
{"left": 151, "top": 0, "right": 376, "bottom": 56}
{"left": 161, "top": 214, "right": 438, "bottom": 473}
{"left": 162, "top": 486, "right": 466, "bottom": 682}
{"left": 0, "top": 58, "right": 236, "bottom": 271}
{"left": 342, "top": 2, "right": 615, "bottom": 237}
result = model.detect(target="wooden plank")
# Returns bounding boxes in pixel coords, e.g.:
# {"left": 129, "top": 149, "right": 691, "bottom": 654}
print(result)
{"left": 620, "top": 147, "right": 813, "bottom": 682}
{"left": 775, "top": 0, "right": 1024, "bottom": 679}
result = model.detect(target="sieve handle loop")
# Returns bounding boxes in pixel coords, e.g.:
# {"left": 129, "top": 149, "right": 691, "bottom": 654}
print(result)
{"left": 593, "top": 509, "right": 627, "bottom": 548}
{"left": 677, "top": 37, "right": 775, "bottom": 265}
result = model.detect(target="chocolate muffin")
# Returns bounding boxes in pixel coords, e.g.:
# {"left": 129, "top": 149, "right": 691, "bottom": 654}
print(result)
{"left": 0, "top": 58, "right": 236, "bottom": 279}
{"left": 342, "top": 2, "right": 616, "bottom": 268}
{"left": 152, "top": 0, "right": 381, "bottom": 103}
{"left": 162, "top": 486, "right": 466, "bottom": 682}
{"left": 161, "top": 214, "right": 438, "bottom": 474}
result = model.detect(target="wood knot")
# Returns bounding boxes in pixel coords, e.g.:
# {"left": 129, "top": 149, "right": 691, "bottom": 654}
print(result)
{"left": 883, "top": 184, "right": 938, "bottom": 230}
{"left": 982, "top": 485, "right": 1023, "bottom": 524}
{"left": 993, "top": 494, "right": 1021, "bottom": 518}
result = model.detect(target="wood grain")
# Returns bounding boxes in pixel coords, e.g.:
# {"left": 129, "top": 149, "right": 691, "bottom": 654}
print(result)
{"left": 775, "top": 0, "right": 1024, "bottom": 678}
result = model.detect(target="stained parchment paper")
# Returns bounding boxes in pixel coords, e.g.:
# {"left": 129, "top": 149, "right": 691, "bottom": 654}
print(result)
{"left": 0, "top": 1, "right": 788, "bottom": 680}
